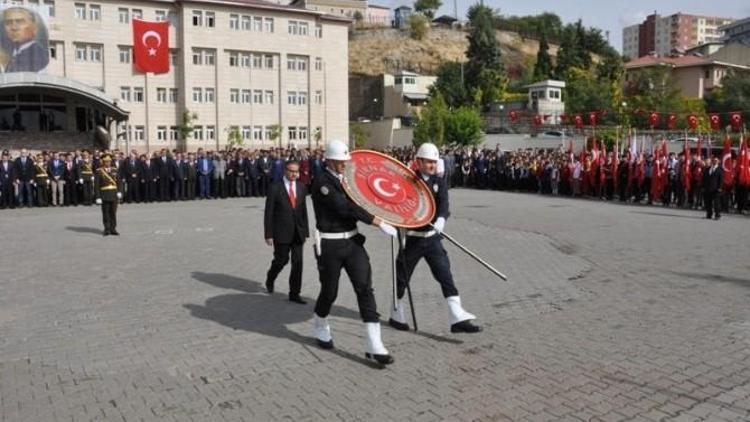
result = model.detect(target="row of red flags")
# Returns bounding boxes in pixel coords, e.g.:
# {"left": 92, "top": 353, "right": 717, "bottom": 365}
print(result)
{"left": 511, "top": 110, "right": 746, "bottom": 132}
{"left": 568, "top": 136, "right": 750, "bottom": 193}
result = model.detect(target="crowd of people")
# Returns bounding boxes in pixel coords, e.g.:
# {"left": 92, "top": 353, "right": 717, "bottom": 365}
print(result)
{"left": 1, "top": 143, "right": 748, "bottom": 218}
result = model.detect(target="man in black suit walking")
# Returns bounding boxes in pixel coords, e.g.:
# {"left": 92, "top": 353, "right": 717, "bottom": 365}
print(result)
{"left": 703, "top": 156, "right": 723, "bottom": 220}
{"left": 263, "top": 160, "right": 309, "bottom": 304}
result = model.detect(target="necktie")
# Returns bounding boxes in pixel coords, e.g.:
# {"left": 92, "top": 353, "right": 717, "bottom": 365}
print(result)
{"left": 288, "top": 182, "right": 296, "bottom": 209}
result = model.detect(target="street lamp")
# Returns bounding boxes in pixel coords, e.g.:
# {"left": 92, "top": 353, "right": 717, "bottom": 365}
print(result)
{"left": 372, "top": 97, "right": 378, "bottom": 120}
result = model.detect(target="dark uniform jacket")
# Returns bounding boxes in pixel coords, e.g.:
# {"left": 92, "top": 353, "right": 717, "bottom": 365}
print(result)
{"left": 95, "top": 166, "right": 119, "bottom": 201}
{"left": 414, "top": 171, "right": 450, "bottom": 232}
{"left": 311, "top": 169, "right": 374, "bottom": 233}
{"left": 264, "top": 180, "right": 309, "bottom": 243}
{"left": 702, "top": 165, "right": 723, "bottom": 193}
{"left": 14, "top": 157, "right": 34, "bottom": 182}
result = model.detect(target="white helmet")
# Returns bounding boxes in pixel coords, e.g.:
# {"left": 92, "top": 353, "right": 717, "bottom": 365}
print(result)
{"left": 324, "top": 140, "right": 351, "bottom": 161}
{"left": 416, "top": 142, "right": 440, "bottom": 161}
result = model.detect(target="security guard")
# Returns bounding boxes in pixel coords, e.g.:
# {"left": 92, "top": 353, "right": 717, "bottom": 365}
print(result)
{"left": 311, "top": 140, "right": 399, "bottom": 365}
{"left": 390, "top": 143, "right": 482, "bottom": 333}
{"left": 95, "top": 154, "right": 122, "bottom": 236}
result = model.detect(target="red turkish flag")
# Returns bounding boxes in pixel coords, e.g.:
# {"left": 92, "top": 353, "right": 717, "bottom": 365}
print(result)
{"left": 509, "top": 110, "right": 519, "bottom": 123}
{"left": 648, "top": 112, "right": 660, "bottom": 128}
{"left": 588, "top": 112, "right": 597, "bottom": 127}
{"left": 667, "top": 113, "right": 678, "bottom": 130}
{"left": 739, "top": 136, "right": 750, "bottom": 187}
{"left": 683, "top": 140, "right": 691, "bottom": 192}
{"left": 730, "top": 112, "right": 743, "bottom": 132}
{"left": 533, "top": 114, "right": 542, "bottom": 127}
{"left": 709, "top": 113, "right": 721, "bottom": 131}
{"left": 722, "top": 136, "right": 734, "bottom": 187}
{"left": 574, "top": 114, "right": 583, "bottom": 129}
{"left": 559, "top": 114, "right": 568, "bottom": 124}
{"left": 133, "top": 19, "right": 170, "bottom": 74}
{"left": 687, "top": 114, "right": 699, "bottom": 130}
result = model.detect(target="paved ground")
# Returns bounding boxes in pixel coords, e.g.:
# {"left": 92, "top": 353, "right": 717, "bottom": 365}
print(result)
{"left": 1, "top": 190, "right": 750, "bottom": 422}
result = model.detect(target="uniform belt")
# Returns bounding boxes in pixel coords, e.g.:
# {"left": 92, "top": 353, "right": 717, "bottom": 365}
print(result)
{"left": 100, "top": 186, "right": 117, "bottom": 190}
{"left": 406, "top": 230, "right": 437, "bottom": 238}
{"left": 319, "top": 229, "right": 358, "bottom": 240}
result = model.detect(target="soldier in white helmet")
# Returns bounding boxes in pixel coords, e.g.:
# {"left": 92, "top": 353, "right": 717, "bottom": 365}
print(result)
{"left": 389, "top": 142, "right": 482, "bottom": 333}
{"left": 310, "top": 140, "right": 399, "bottom": 365}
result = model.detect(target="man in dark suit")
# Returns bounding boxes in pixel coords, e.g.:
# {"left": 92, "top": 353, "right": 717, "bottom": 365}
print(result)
{"left": 123, "top": 152, "right": 140, "bottom": 203}
{"left": 0, "top": 150, "right": 16, "bottom": 208}
{"left": 63, "top": 153, "right": 78, "bottom": 206}
{"left": 185, "top": 153, "right": 197, "bottom": 200}
{"left": 14, "top": 148, "right": 34, "bottom": 207}
{"left": 155, "top": 150, "right": 172, "bottom": 201}
{"left": 246, "top": 153, "right": 260, "bottom": 197}
{"left": 263, "top": 160, "right": 309, "bottom": 304}
{"left": 171, "top": 152, "right": 185, "bottom": 200}
{"left": 703, "top": 156, "right": 723, "bottom": 220}
{"left": 197, "top": 150, "right": 213, "bottom": 199}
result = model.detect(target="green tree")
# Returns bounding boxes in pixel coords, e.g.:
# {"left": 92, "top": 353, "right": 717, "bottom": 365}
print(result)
{"left": 445, "top": 107, "right": 483, "bottom": 146}
{"left": 532, "top": 31, "right": 553, "bottom": 82}
{"left": 564, "top": 67, "right": 617, "bottom": 125}
{"left": 225, "top": 126, "right": 243, "bottom": 148}
{"left": 554, "top": 23, "right": 586, "bottom": 78}
{"left": 465, "top": 4, "right": 504, "bottom": 108}
{"left": 625, "top": 67, "right": 705, "bottom": 129}
{"left": 472, "top": 68, "right": 507, "bottom": 107}
{"left": 414, "top": 0, "right": 442, "bottom": 20}
{"left": 177, "top": 110, "right": 197, "bottom": 141}
{"left": 350, "top": 122, "right": 370, "bottom": 149}
{"left": 409, "top": 14, "right": 429, "bottom": 41}
{"left": 267, "top": 124, "right": 281, "bottom": 148}
{"left": 413, "top": 91, "right": 448, "bottom": 146}
{"left": 431, "top": 61, "right": 469, "bottom": 108}
{"left": 705, "top": 70, "right": 750, "bottom": 128}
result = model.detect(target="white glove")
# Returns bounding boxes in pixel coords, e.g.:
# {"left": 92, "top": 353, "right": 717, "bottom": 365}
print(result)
{"left": 79, "top": 178, "right": 83, "bottom": 184}
{"left": 95, "top": 198, "right": 102, "bottom": 205}
{"left": 434, "top": 217, "right": 446, "bottom": 233}
{"left": 379, "top": 222, "right": 398, "bottom": 238}
{"left": 116, "top": 192, "right": 122, "bottom": 200}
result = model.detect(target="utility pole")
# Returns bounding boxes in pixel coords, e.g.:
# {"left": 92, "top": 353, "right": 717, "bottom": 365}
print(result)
{"left": 454, "top": 0, "right": 458, "bottom": 20}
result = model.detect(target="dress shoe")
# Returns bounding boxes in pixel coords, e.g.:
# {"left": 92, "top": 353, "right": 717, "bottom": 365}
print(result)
{"left": 388, "top": 318, "right": 410, "bottom": 331}
{"left": 265, "top": 280, "right": 274, "bottom": 294}
{"left": 365, "top": 352, "right": 394, "bottom": 365}
{"left": 110, "top": 230, "right": 119, "bottom": 236}
{"left": 450, "top": 320, "right": 483, "bottom": 333}
{"left": 102, "top": 230, "right": 110, "bottom": 236}
{"left": 289, "top": 295, "right": 307, "bottom": 304}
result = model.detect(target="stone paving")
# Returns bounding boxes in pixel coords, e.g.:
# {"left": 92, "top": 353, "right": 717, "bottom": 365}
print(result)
{"left": 1, "top": 190, "right": 749, "bottom": 422}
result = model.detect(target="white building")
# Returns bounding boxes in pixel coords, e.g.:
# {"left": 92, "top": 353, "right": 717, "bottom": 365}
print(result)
{"left": 526, "top": 80, "right": 565, "bottom": 125}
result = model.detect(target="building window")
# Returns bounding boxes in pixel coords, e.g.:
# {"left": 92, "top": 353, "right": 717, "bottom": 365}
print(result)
{"left": 170, "top": 50, "right": 178, "bottom": 66}
{"left": 299, "top": 22, "right": 309, "bottom": 36}
{"left": 299, "top": 127, "right": 308, "bottom": 141}
{"left": 204, "top": 50, "right": 215, "bottom": 66}
{"left": 204, "top": 88, "right": 215, "bottom": 103}
{"left": 206, "top": 125, "right": 215, "bottom": 140}
{"left": 131, "top": 9, "right": 142, "bottom": 19}
{"left": 264, "top": 90, "right": 274, "bottom": 104}
{"left": 315, "top": 24, "right": 322, "bottom": 38}
{"left": 133, "top": 87, "right": 144, "bottom": 102}
{"left": 119, "top": 46, "right": 131, "bottom": 63}
{"left": 287, "top": 91, "right": 297, "bottom": 105}
{"left": 251, "top": 53, "right": 261, "bottom": 69}
{"left": 229, "top": 14, "right": 239, "bottom": 30}
{"left": 242, "top": 126, "right": 251, "bottom": 140}
{"left": 74, "top": 44, "right": 86, "bottom": 61}
{"left": 74, "top": 3, "right": 86, "bottom": 20}
{"left": 253, "top": 16, "right": 262, "bottom": 32}
{"left": 169, "top": 88, "right": 178, "bottom": 103}
{"left": 88, "top": 4, "right": 100, "bottom": 21}
{"left": 156, "top": 88, "right": 167, "bottom": 103}
{"left": 265, "top": 126, "right": 274, "bottom": 140}
{"left": 155, "top": 10, "right": 167, "bottom": 22}
{"left": 241, "top": 53, "right": 251, "bottom": 68}
{"left": 288, "top": 20, "right": 298, "bottom": 35}
{"left": 229, "top": 52, "right": 238, "bottom": 67}
{"left": 89, "top": 45, "right": 102, "bottom": 62}
{"left": 287, "top": 56, "right": 306, "bottom": 71}
{"left": 253, "top": 90, "right": 263, "bottom": 104}
{"left": 192, "top": 10, "right": 202, "bottom": 26}
{"left": 134, "top": 126, "right": 145, "bottom": 141}
{"left": 253, "top": 126, "right": 263, "bottom": 140}
{"left": 242, "top": 89, "right": 252, "bottom": 104}
{"left": 264, "top": 17, "right": 274, "bottom": 33}
{"left": 157, "top": 126, "right": 167, "bottom": 141}
{"left": 118, "top": 8, "right": 129, "bottom": 23}
{"left": 49, "top": 43, "right": 57, "bottom": 59}
{"left": 44, "top": 0, "right": 55, "bottom": 17}
{"left": 169, "top": 126, "right": 179, "bottom": 140}
{"left": 230, "top": 89, "right": 240, "bottom": 104}
{"left": 120, "top": 86, "right": 131, "bottom": 102}
{"left": 315, "top": 57, "right": 322, "bottom": 71}
{"left": 264, "top": 54, "right": 273, "bottom": 69}
{"left": 288, "top": 126, "right": 297, "bottom": 140}
{"left": 314, "top": 90, "right": 322, "bottom": 104}
{"left": 205, "top": 11, "right": 215, "bottom": 28}
{"left": 193, "top": 126, "right": 203, "bottom": 140}
{"left": 298, "top": 92, "right": 307, "bottom": 106}
{"left": 192, "top": 87, "right": 202, "bottom": 103}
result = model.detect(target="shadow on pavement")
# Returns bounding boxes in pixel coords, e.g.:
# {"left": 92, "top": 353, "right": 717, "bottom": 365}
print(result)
{"left": 630, "top": 211, "right": 704, "bottom": 220}
{"left": 66, "top": 226, "right": 102, "bottom": 234}
{"left": 185, "top": 272, "right": 384, "bottom": 368}
{"left": 669, "top": 271, "right": 750, "bottom": 288}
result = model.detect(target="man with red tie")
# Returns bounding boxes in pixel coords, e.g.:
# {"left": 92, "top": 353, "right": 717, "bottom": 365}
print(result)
{"left": 263, "top": 160, "right": 310, "bottom": 304}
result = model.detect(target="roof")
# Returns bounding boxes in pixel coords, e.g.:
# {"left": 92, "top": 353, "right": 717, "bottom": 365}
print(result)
{"left": 367, "top": 3, "right": 390, "bottom": 10}
{"left": 625, "top": 55, "right": 750, "bottom": 70}
{"left": 395, "top": 5, "right": 412, "bottom": 11}
{"left": 525, "top": 80, "right": 566, "bottom": 89}
{"left": 183, "top": 0, "right": 351, "bottom": 23}
{"left": 403, "top": 93, "right": 428, "bottom": 101}
{"left": 432, "top": 15, "right": 457, "bottom": 23}
{"left": 720, "top": 16, "right": 750, "bottom": 31}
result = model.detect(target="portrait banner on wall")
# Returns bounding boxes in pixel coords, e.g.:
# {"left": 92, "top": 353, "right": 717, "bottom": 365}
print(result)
{"left": 0, "top": 3, "right": 50, "bottom": 73}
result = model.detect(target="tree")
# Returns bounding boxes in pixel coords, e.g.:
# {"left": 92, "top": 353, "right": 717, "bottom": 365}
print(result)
{"left": 445, "top": 107, "right": 483, "bottom": 146}
{"left": 413, "top": 91, "right": 448, "bottom": 146}
{"left": 625, "top": 67, "right": 703, "bottom": 128}
{"left": 431, "top": 61, "right": 469, "bottom": 108}
{"left": 554, "top": 23, "right": 586, "bottom": 78}
{"left": 472, "top": 68, "right": 507, "bottom": 108}
{"left": 225, "top": 126, "right": 243, "bottom": 148}
{"left": 350, "top": 122, "right": 370, "bottom": 149}
{"left": 414, "top": 0, "right": 442, "bottom": 20}
{"left": 267, "top": 124, "right": 281, "bottom": 148}
{"left": 563, "top": 67, "right": 617, "bottom": 125}
{"left": 177, "top": 110, "right": 197, "bottom": 141}
{"left": 409, "top": 14, "right": 429, "bottom": 41}
{"left": 465, "top": 4, "right": 504, "bottom": 108}
{"left": 705, "top": 70, "right": 750, "bottom": 127}
{"left": 532, "top": 31, "right": 553, "bottom": 82}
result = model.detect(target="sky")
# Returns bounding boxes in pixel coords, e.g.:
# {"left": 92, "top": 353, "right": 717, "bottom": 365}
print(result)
{"left": 371, "top": 0, "right": 750, "bottom": 53}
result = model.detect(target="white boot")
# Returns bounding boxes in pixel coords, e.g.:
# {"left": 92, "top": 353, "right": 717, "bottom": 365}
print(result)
{"left": 388, "top": 298, "right": 410, "bottom": 331}
{"left": 447, "top": 296, "right": 482, "bottom": 333}
{"left": 313, "top": 315, "right": 333, "bottom": 349}
{"left": 364, "top": 322, "right": 394, "bottom": 364}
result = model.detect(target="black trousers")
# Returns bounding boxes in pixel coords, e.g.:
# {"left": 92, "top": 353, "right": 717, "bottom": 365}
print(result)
{"left": 396, "top": 235, "right": 459, "bottom": 300}
{"left": 704, "top": 190, "right": 721, "bottom": 218}
{"left": 101, "top": 200, "right": 117, "bottom": 232}
{"left": 159, "top": 178, "right": 170, "bottom": 201}
{"left": 315, "top": 235, "right": 379, "bottom": 322}
{"left": 126, "top": 180, "right": 139, "bottom": 203}
{"left": 266, "top": 237, "right": 304, "bottom": 297}
{"left": 82, "top": 181, "right": 94, "bottom": 205}
{"left": 65, "top": 181, "right": 78, "bottom": 206}
{"left": 0, "top": 182, "right": 14, "bottom": 208}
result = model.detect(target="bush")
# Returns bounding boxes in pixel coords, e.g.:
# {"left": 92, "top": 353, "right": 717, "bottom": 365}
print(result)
{"left": 445, "top": 107, "right": 483, "bottom": 146}
{"left": 409, "top": 14, "right": 429, "bottom": 41}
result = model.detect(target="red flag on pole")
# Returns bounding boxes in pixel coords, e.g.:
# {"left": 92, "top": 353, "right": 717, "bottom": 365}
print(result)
{"left": 722, "top": 135, "right": 734, "bottom": 188}
{"left": 509, "top": 110, "right": 519, "bottom": 123}
{"left": 574, "top": 114, "right": 583, "bottom": 129}
{"left": 648, "top": 112, "right": 660, "bottom": 128}
{"left": 133, "top": 19, "right": 170, "bottom": 74}
{"left": 694, "top": 138, "right": 703, "bottom": 185}
{"left": 589, "top": 112, "right": 598, "bottom": 127}
{"left": 739, "top": 136, "right": 750, "bottom": 187}
{"left": 667, "top": 113, "right": 678, "bottom": 130}
{"left": 683, "top": 139, "right": 691, "bottom": 192}
{"left": 730, "top": 112, "right": 743, "bottom": 132}
{"left": 533, "top": 115, "right": 543, "bottom": 127}
{"left": 687, "top": 114, "right": 699, "bottom": 131}
{"left": 709, "top": 113, "right": 721, "bottom": 131}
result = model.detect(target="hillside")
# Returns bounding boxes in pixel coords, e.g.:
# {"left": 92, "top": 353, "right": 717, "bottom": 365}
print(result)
{"left": 348, "top": 27, "right": 560, "bottom": 80}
